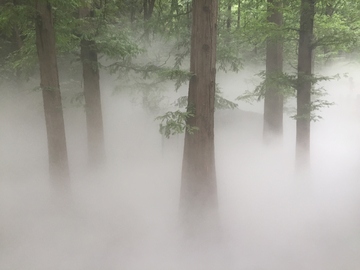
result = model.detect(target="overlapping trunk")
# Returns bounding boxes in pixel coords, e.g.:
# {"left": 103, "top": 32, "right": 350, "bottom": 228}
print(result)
{"left": 35, "top": 1, "right": 70, "bottom": 186}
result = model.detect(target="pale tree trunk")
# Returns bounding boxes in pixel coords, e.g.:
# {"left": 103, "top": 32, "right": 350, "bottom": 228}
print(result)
{"left": 79, "top": 7, "right": 105, "bottom": 168}
{"left": 296, "top": 0, "right": 315, "bottom": 169}
{"left": 180, "top": 0, "right": 218, "bottom": 238}
{"left": 35, "top": 1, "right": 70, "bottom": 187}
{"left": 263, "top": 0, "right": 283, "bottom": 143}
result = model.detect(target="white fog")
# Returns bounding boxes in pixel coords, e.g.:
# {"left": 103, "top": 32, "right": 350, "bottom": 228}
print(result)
{"left": 1, "top": 62, "right": 360, "bottom": 270}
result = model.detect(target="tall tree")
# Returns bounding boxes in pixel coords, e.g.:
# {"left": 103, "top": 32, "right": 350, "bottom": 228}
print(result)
{"left": 296, "top": 0, "right": 315, "bottom": 168}
{"left": 263, "top": 0, "right": 283, "bottom": 143}
{"left": 35, "top": 0, "right": 70, "bottom": 186}
{"left": 180, "top": 0, "right": 218, "bottom": 237}
{"left": 79, "top": 6, "right": 105, "bottom": 167}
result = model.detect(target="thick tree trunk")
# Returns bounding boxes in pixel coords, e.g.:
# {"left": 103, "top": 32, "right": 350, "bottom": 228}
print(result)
{"left": 35, "top": 1, "right": 70, "bottom": 186}
{"left": 79, "top": 8, "right": 105, "bottom": 167}
{"left": 180, "top": 0, "right": 218, "bottom": 237}
{"left": 263, "top": 0, "right": 283, "bottom": 143}
{"left": 80, "top": 38, "right": 105, "bottom": 167}
{"left": 296, "top": 0, "right": 315, "bottom": 168}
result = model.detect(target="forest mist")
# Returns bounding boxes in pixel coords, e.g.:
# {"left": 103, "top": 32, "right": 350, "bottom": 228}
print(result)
{"left": 1, "top": 62, "right": 360, "bottom": 270}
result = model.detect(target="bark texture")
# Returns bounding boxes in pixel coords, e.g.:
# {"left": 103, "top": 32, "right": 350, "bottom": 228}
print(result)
{"left": 80, "top": 8, "right": 105, "bottom": 167}
{"left": 180, "top": 0, "right": 218, "bottom": 236}
{"left": 296, "top": 0, "right": 315, "bottom": 168}
{"left": 35, "top": 1, "right": 70, "bottom": 185}
{"left": 263, "top": 0, "right": 283, "bottom": 143}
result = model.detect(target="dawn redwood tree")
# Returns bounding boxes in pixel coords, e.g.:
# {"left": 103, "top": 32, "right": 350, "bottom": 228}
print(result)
{"left": 79, "top": 6, "right": 105, "bottom": 167}
{"left": 180, "top": 0, "right": 218, "bottom": 236}
{"left": 296, "top": 0, "right": 315, "bottom": 168}
{"left": 35, "top": 0, "right": 70, "bottom": 185}
{"left": 263, "top": 0, "right": 283, "bottom": 143}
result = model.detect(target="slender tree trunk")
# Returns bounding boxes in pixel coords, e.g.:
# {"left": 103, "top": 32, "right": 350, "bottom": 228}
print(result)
{"left": 227, "top": 4, "right": 232, "bottom": 30}
{"left": 35, "top": 1, "right": 70, "bottom": 186}
{"left": 180, "top": 0, "right": 218, "bottom": 237}
{"left": 80, "top": 39, "right": 105, "bottom": 167}
{"left": 79, "top": 8, "right": 105, "bottom": 167}
{"left": 186, "top": 2, "right": 191, "bottom": 31}
{"left": 143, "top": 0, "right": 155, "bottom": 39}
{"left": 296, "top": 0, "right": 315, "bottom": 168}
{"left": 263, "top": 0, "right": 283, "bottom": 143}
{"left": 237, "top": 0, "right": 241, "bottom": 29}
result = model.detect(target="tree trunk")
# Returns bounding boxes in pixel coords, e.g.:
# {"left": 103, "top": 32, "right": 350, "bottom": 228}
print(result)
{"left": 296, "top": 0, "right": 315, "bottom": 168}
{"left": 143, "top": 0, "right": 155, "bottom": 20}
{"left": 227, "top": 4, "right": 232, "bottom": 30}
{"left": 237, "top": 0, "right": 241, "bottom": 29}
{"left": 35, "top": 1, "right": 70, "bottom": 186}
{"left": 263, "top": 0, "right": 283, "bottom": 143}
{"left": 79, "top": 8, "right": 106, "bottom": 168}
{"left": 143, "top": 0, "right": 155, "bottom": 40}
{"left": 80, "top": 38, "right": 105, "bottom": 167}
{"left": 180, "top": 0, "right": 218, "bottom": 237}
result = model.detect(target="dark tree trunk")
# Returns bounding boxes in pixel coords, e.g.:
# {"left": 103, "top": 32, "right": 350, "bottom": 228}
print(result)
{"left": 171, "top": 0, "right": 178, "bottom": 14}
{"left": 180, "top": 0, "right": 218, "bottom": 237}
{"left": 186, "top": 2, "right": 191, "bottom": 31}
{"left": 296, "top": 0, "right": 315, "bottom": 168}
{"left": 143, "top": 0, "right": 155, "bottom": 20}
{"left": 80, "top": 38, "right": 105, "bottom": 167}
{"left": 237, "top": 0, "right": 241, "bottom": 29}
{"left": 79, "top": 8, "right": 105, "bottom": 167}
{"left": 35, "top": 1, "right": 70, "bottom": 186}
{"left": 227, "top": 4, "right": 232, "bottom": 30}
{"left": 12, "top": 25, "right": 23, "bottom": 50}
{"left": 263, "top": 0, "right": 283, "bottom": 143}
{"left": 143, "top": 0, "right": 155, "bottom": 39}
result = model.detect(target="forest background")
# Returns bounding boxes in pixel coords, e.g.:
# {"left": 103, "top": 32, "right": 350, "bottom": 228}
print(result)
{"left": 1, "top": 0, "right": 360, "bottom": 269}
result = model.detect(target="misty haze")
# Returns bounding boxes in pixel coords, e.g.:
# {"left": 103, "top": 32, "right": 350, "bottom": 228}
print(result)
{"left": 1, "top": 1, "right": 360, "bottom": 270}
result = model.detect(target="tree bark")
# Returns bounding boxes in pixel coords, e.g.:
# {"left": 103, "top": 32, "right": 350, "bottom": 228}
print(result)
{"left": 180, "top": 0, "right": 218, "bottom": 237}
{"left": 35, "top": 1, "right": 70, "bottom": 186}
{"left": 79, "top": 8, "right": 105, "bottom": 167}
{"left": 80, "top": 38, "right": 105, "bottom": 167}
{"left": 263, "top": 0, "right": 283, "bottom": 143}
{"left": 296, "top": 0, "right": 315, "bottom": 168}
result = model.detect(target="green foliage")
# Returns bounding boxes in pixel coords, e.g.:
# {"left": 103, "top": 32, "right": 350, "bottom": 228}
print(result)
{"left": 173, "top": 85, "right": 238, "bottom": 110}
{"left": 236, "top": 71, "right": 296, "bottom": 103}
{"left": 155, "top": 107, "right": 198, "bottom": 139}
{"left": 236, "top": 69, "right": 339, "bottom": 121}
{"left": 291, "top": 99, "right": 335, "bottom": 122}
